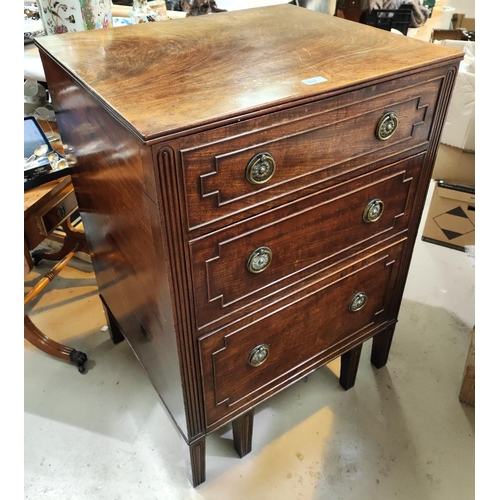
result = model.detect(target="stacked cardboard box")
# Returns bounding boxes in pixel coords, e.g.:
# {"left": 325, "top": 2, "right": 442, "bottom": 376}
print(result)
{"left": 422, "top": 40, "right": 475, "bottom": 252}
{"left": 430, "top": 13, "right": 475, "bottom": 43}
{"left": 451, "top": 13, "right": 475, "bottom": 32}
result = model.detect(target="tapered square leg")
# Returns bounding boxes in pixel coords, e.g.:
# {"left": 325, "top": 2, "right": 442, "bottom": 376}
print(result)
{"left": 371, "top": 325, "right": 396, "bottom": 369}
{"left": 186, "top": 436, "right": 206, "bottom": 487}
{"left": 232, "top": 409, "right": 254, "bottom": 458}
{"left": 100, "top": 295, "right": 125, "bottom": 344}
{"left": 340, "top": 343, "right": 363, "bottom": 390}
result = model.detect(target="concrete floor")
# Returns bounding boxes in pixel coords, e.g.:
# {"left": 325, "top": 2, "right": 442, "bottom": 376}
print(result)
{"left": 23, "top": 177, "right": 475, "bottom": 500}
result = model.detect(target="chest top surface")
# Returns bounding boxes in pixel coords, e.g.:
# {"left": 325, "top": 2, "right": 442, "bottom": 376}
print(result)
{"left": 35, "top": 4, "right": 462, "bottom": 140}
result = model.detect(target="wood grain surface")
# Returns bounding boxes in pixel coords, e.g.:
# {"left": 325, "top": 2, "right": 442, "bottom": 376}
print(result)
{"left": 35, "top": 4, "right": 462, "bottom": 140}
{"left": 190, "top": 154, "right": 424, "bottom": 330}
{"left": 199, "top": 240, "right": 405, "bottom": 427}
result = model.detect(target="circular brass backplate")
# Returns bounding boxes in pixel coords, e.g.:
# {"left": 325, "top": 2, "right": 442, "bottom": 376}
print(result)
{"left": 246, "top": 152, "right": 276, "bottom": 185}
{"left": 376, "top": 112, "right": 398, "bottom": 141}
{"left": 363, "top": 198, "right": 384, "bottom": 223}
{"left": 247, "top": 246, "right": 272, "bottom": 274}
{"left": 349, "top": 292, "right": 368, "bottom": 312}
{"left": 248, "top": 344, "right": 270, "bottom": 367}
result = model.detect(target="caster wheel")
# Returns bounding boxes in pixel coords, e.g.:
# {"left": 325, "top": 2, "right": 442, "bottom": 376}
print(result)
{"left": 70, "top": 349, "right": 88, "bottom": 374}
{"left": 32, "top": 251, "right": 43, "bottom": 266}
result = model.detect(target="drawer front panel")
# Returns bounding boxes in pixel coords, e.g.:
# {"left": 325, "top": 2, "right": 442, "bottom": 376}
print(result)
{"left": 180, "top": 75, "right": 443, "bottom": 230}
{"left": 190, "top": 154, "right": 423, "bottom": 329}
{"left": 36, "top": 190, "right": 78, "bottom": 237}
{"left": 199, "top": 240, "right": 405, "bottom": 427}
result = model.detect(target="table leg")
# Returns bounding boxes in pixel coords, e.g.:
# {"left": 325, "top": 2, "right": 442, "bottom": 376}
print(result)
{"left": 24, "top": 236, "right": 88, "bottom": 373}
{"left": 24, "top": 245, "right": 79, "bottom": 305}
{"left": 24, "top": 314, "right": 88, "bottom": 373}
{"left": 32, "top": 218, "right": 88, "bottom": 265}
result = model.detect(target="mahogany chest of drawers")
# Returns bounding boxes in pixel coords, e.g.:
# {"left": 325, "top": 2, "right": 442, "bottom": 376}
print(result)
{"left": 36, "top": 5, "right": 463, "bottom": 486}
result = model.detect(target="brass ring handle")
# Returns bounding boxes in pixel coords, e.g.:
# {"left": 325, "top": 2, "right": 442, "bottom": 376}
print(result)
{"left": 246, "top": 152, "right": 276, "bottom": 185}
{"left": 363, "top": 198, "right": 384, "bottom": 223}
{"left": 248, "top": 344, "right": 270, "bottom": 367}
{"left": 349, "top": 292, "right": 368, "bottom": 312}
{"left": 375, "top": 112, "right": 399, "bottom": 141}
{"left": 247, "top": 246, "right": 272, "bottom": 274}
{"left": 57, "top": 205, "right": 66, "bottom": 219}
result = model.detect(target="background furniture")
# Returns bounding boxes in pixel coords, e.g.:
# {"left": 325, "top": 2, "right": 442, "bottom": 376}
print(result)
{"left": 24, "top": 124, "right": 89, "bottom": 372}
{"left": 24, "top": 175, "right": 89, "bottom": 372}
{"left": 336, "top": 0, "right": 369, "bottom": 21}
{"left": 35, "top": 4, "right": 462, "bottom": 486}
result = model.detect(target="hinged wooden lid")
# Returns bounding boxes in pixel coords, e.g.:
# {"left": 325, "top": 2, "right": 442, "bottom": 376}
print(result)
{"left": 35, "top": 4, "right": 463, "bottom": 141}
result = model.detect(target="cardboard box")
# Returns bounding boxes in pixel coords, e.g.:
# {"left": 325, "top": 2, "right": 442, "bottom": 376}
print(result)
{"left": 432, "top": 143, "right": 475, "bottom": 187}
{"left": 460, "top": 17, "right": 475, "bottom": 32}
{"left": 422, "top": 181, "right": 475, "bottom": 252}
{"left": 433, "top": 40, "right": 475, "bottom": 152}
{"left": 451, "top": 13, "right": 465, "bottom": 29}
{"left": 451, "top": 13, "right": 475, "bottom": 32}
{"left": 430, "top": 29, "right": 464, "bottom": 42}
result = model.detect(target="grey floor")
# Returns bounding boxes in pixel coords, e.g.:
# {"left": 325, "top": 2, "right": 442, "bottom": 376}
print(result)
{"left": 24, "top": 178, "right": 475, "bottom": 500}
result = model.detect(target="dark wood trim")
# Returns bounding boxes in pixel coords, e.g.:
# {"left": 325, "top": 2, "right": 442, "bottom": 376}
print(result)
{"left": 340, "top": 343, "right": 363, "bottom": 390}
{"left": 188, "top": 436, "right": 206, "bottom": 487}
{"left": 157, "top": 147, "right": 206, "bottom": 440}
{"left": 371, "top": 324, "right": 396, "bottom": 369}
{"left": 232, "top": 409, "right": 255, "bottom": 458}
{"left": 100, "top": 294, "right": 125, "bottom": 345}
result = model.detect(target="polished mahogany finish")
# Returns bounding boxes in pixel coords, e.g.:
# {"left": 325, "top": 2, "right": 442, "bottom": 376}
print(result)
{"left": 190, "top": 155, "right": 424, "bottom": 329}
{"left": 200, "top": 240, "right": 406, "bottom": 427}
{"left": 180, "top": 73, "right": 443, "bottom": 232}
{"left": 35, "top": 5, "right": 461, "bottom": 140}
{"left": 36, "top": 4, "right": 463, "bottom": 487}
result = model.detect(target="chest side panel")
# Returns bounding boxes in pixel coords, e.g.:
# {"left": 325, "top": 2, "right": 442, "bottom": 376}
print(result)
{"left": 39, "top": 52, "right": 191, "bottom": 439}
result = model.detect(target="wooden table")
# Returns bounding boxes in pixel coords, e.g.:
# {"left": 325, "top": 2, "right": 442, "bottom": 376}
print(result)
{"left": 24, "top": 174, "right": 89, "bottom": 373}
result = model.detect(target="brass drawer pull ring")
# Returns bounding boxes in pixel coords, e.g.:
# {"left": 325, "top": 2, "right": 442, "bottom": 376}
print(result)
{"left": 349, "top": 292, "right": 368, "bottom": 312}
{"left": 363, "top": 198, "right": 384, "bottom": 223}
{"left": 57, "top": 205, "right": 66, "bottom": 219}
{"left": 246, "top": 152, "right": 276, "bottom": 185}
{"left": 247, "top": 246, "right": 272, "bottom": 274}
{"left": 248, "top": 344, "right": 270, "bottom": 367}
{"left": 376, "top": 112, "right": 399, "bottom": 141}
